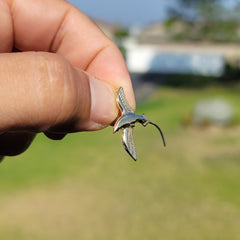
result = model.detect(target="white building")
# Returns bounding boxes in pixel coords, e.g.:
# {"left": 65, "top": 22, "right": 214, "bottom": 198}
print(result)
{"left": 126, "top": 44, "right": 225, "bottom": 77}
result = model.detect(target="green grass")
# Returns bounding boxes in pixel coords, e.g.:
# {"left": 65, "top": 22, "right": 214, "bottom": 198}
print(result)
{"left": 0, "top": 85, "right": 240, "bottom": 240}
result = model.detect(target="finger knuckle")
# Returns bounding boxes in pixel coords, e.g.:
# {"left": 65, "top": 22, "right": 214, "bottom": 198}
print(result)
{"left": 34, "top": 53, "right": 78, "bottom": 127}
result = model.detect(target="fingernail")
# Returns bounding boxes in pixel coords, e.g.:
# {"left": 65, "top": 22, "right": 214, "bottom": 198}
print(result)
{"left": 89, "top": 76, "right": 118, "bottom": 128}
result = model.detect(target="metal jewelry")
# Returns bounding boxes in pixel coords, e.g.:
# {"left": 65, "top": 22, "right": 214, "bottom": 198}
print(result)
{"left": 113, "top": 87, "right": 166, "bottom": 161}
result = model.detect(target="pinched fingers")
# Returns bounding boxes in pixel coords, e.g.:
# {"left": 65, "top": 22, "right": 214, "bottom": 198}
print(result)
{"left": 2, "top": 0, "right": 135, "bottom": 109}
{"left": 0, "top": 52, "right": 118, "bottom": 134}
{"left": 0, "top": 0, "right": 136, "bottom": 157}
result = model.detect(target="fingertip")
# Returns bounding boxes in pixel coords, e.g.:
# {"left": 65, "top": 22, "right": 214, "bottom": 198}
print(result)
{"left": 44, "top": 132, "right": 67, "bottom": 140}
{"left": 0, "top": 132, "right": 35, "bottom": 156}
{"left": 85, "top": 44, "right": 136, "bottom": 111}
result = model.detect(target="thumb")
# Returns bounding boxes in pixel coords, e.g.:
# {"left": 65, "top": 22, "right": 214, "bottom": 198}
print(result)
{"left": 0, "top": 52, "right": 118, "bottom": 133}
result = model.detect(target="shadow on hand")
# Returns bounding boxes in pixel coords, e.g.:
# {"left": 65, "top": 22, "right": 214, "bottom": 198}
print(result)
{"left": 0, "top": 155, "right": 4, "bottom": 163}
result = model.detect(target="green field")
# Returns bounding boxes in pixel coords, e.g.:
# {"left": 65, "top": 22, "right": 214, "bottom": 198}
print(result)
{"left": 0, "top": 85, "right": 240, "bottom": 240}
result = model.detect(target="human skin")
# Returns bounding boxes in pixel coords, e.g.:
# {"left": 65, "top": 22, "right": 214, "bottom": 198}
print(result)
{"left": 0, "top": 0, "right": 135, "bottom": 156}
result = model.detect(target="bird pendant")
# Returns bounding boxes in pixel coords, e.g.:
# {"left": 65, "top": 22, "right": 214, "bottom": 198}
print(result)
{"left": 113, "top": 87, "right": 166, "bottom": 161}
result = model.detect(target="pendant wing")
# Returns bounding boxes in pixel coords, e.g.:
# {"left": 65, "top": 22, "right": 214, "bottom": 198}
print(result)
{"left": 122, "top": 127, "right": 137, "bottom": 161}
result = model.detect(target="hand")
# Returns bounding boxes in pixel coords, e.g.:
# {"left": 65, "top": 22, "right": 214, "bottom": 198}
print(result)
{"left": 0, "top": 0, "right": 135, "bottom": 156}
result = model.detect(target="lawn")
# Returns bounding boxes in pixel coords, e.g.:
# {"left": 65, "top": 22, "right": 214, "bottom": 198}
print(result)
{"left": 0, "top": 85, "right": 240, "bottom": 240}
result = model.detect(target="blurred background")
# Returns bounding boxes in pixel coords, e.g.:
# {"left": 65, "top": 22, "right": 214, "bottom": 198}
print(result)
{"left": 0, "top": 0, "right": 240, "bottom": 239}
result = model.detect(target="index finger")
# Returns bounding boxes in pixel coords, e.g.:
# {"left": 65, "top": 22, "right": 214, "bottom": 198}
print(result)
{"left": 3, "top": 0, "right": 135, "bottom": 108}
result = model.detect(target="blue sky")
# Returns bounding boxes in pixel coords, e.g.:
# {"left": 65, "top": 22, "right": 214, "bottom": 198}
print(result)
{"left": 68, "top": 0, "right": 239, "bottom": 26}
{"left": 68, "top": 0, "right": 177, "bottom": 26}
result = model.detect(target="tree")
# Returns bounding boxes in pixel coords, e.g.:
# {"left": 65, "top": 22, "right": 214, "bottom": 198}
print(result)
{"left": 165, "top": 0, "right": 240, "bottom": 43}
{"left": 168, "top": 0, "right": 222, "bottom": 22}
{"left": 113, "top": 28, "right": 129, "bottom": 57}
